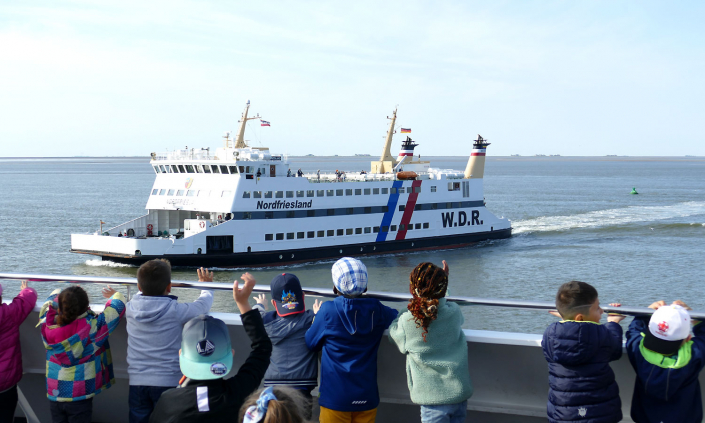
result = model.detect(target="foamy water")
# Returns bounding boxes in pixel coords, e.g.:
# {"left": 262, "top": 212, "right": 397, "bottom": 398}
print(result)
{"left": 513, "top": 201, "right": 705, "bottom": 234}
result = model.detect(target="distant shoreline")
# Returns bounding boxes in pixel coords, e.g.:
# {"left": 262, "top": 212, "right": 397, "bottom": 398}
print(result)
{"left": 0, "top": 155, "right": 702, "bottom": 161}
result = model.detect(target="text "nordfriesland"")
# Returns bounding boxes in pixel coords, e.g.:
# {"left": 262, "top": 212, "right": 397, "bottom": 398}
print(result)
{"left": 256, "top": 200, "right": 313, "bottom": 210}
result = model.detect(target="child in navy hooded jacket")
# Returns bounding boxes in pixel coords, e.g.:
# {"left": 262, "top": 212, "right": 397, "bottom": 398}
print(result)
{"left": 542, "top": 281, "right": 625, "bottom": 423}
{"left": 626, "top": 300, "right": 705, "bottom": 423}
{"left": 305, "top": 257, "right": 398, "bottom": 422}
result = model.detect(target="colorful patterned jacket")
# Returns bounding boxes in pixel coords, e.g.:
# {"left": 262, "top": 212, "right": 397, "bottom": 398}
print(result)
{"left": 38, "top": 289, "right": 126, "bottom": 402}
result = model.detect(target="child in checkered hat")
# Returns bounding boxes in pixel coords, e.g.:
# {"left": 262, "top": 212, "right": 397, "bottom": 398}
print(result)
{"left": 626, "top": 300, "right": 705, "bottom": 423}
{"left": 305, "top": 257, "right": 398, "bottom": 423}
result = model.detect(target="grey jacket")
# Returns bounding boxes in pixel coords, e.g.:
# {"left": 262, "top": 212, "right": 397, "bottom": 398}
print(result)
{"left": 126, "top": 291, "right": 213, "bottom": 386}
{"left": 253, "top": 304, "right": 318, "bottom": 389}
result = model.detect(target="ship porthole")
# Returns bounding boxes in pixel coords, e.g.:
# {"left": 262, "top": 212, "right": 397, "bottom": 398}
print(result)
{"left": 279, "top": 255, "right": 283, "bottom": 259}
{"left": 291, "top": 254, "right": 294, "bottom": 258}
{"left": 135, "top": 250, "right": 141, "bottom": 256}
{"left": 411, "top": 242, "right": 414, "bottom": 246}
{"left": 339, "top": 249, "right": 343, "bottom": 254}
{"left": 197, "top": 248, "right": 202, "bottom": 254}
{"left": 247, "top": 247, "right": 251, "bottom": 253}
{"left": 373, "top": 246, "right": 376, "bottom": 251}
{"left": 360, "top": 247, "right": 363, "bottom": 251}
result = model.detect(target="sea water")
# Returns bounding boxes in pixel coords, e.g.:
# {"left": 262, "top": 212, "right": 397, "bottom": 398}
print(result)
{"left": 1, "top": 156, "right": 704, "bottom": 334}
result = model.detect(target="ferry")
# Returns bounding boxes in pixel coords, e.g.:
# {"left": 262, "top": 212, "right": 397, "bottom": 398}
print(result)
{"left": 70, "top": 102, "right": 511, "bottom": 267}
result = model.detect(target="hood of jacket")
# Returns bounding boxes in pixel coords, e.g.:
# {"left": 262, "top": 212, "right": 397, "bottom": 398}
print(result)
{"left": 635, "top": 335, "right": 694, "bottom": 399}
{"left": 126, "top": 294, "right": 178, "bottom": 324}
{"left": 262, "top": 310, "right": 314, "bottom": 345}
{"left": 334, "top": 296, "right": 390, "bottom": 335}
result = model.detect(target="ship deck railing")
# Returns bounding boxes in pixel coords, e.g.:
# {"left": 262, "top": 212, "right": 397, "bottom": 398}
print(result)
{"left": 3, "top": 272, "right": 701, "bottom": 423}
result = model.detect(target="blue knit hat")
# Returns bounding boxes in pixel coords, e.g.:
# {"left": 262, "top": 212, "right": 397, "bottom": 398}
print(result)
{"left": 331, "top": 257, "right": 368, "bottom": 296}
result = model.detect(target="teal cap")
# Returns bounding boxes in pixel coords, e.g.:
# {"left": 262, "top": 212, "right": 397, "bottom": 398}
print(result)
{"left": 180, "top": 315, "right": 233, "bottom": 380}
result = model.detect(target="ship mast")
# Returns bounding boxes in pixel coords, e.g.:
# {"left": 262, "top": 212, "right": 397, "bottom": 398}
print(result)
{"left": 233, "top": 100, "right": 260, "bottom": 149}
{"left": 370, "top": 108, "right": 398, "bottom": 173}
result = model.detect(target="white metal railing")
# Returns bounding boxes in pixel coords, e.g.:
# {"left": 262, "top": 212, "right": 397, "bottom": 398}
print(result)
{"left": 0, "top": 273, "right": 699, "bottom": 319}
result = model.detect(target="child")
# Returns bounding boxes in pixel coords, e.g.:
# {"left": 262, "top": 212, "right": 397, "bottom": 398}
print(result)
{"left": 39, "top": 284, "right": 126, "bottom": 423}
{"left": 626, "top": 300, "right": 705, "bottom": 423}
{"left": 253, "top": 273, "right": 321, "bottom": 419}
{"left": 239, "top": 386, "right": 311, "bottom": 423}
{"left": 389, "top": 261, "right": 472, "bottom": 423}
{"left": 305, "top": 257, "right": 398, "bottom": 423}
{"left": 543, "top": 281, "right": 625, "bottom": 423}
{"left": 150, "top": 272, "right": 272, "bottom": 422}
{"left": 126, "top": 260, "right": 214, "bottom": 423}
{"left": 0, "top": 281, "right": 37, "bottom": 423}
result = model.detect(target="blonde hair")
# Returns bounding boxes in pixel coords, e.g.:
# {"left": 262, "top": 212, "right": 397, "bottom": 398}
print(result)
{"left": 238, "top": 386, "right": 311, "bottom": 423}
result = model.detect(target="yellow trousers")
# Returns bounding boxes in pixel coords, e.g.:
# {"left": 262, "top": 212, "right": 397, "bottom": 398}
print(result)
{"left": 319, "top": 406, "right": 377, "bottom": 423}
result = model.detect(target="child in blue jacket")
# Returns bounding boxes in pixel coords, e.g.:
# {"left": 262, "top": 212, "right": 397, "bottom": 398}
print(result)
{"left": 305, "top": 257, "right": 398, "bottom": 423}
{"left": 626, "top": 300, "right": 705, "bottom": 423}
{"left": 543, "top": 281, "right": 625, "bottom": 423}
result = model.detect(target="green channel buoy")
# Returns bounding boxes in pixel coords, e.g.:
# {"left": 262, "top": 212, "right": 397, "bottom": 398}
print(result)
{"left": 630, "top": 187, "right": 639, "bottom": 195}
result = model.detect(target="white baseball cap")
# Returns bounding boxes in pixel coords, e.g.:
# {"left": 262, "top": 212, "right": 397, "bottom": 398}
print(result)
{"left": 644, "top": 304, "right": 691, "bottom": 355}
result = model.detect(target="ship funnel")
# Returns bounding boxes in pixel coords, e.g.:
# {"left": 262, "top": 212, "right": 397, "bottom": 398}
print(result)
{"left": 463, "top": 135, "right": 491, "bottom": 179}
{"left": 397, "top": 136, "right": 418, "bottom": 162}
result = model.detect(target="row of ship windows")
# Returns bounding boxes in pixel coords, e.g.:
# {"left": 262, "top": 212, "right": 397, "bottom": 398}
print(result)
{"left": 154, "top": 164, "right": 257, "bottom": 175}
{"left": 244, "top": 186, "right": 436, "bottom": 199}
{"left": 152, "top": 184, "right": 467, "bottom": 199}
{"left": 233, "top": 201, "right": 483, "bottom": 220}
{"left": 152, "top": 189, "right": 232, "bottom": 198}
{"left": 264, "top": 223, "right": 431, "bottom": 240}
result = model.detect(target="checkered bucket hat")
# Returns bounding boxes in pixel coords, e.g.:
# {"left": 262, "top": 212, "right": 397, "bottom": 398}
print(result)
{"left": 332, "top": 257, "right": 368, "bottom": 296}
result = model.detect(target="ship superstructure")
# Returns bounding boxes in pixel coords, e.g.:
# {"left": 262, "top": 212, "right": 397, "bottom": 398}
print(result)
{"left": 70, "top": 102, "right": 512, "bottom": 266}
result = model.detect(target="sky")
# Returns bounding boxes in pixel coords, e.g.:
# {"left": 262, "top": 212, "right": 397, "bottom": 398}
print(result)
{"left": 1, "top": 1, "right": 704, "bottom": 157}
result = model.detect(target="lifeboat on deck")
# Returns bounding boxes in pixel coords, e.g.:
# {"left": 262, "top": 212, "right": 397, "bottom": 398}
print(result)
{"left": 396, "top": 171, "right": 417, "bottom": 180}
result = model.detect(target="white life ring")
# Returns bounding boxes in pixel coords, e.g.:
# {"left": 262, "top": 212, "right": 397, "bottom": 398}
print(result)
{"left": 199, "top": 221, "right": 206, "bottom": 228}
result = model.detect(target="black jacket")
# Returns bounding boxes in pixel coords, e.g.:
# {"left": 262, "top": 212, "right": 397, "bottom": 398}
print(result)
{"left": 149, "top": 309, "right": 272, "bottom": 423}
{"left": 542, "top": 321, "right": 623, "bottom": 423}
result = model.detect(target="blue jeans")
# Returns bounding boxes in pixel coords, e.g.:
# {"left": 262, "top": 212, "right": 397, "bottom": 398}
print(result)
{"left": 420, "top": 401, "right": 468, "bottom": 423}
{"left": 129, "top": 385, "right": 173, "bottom": 423}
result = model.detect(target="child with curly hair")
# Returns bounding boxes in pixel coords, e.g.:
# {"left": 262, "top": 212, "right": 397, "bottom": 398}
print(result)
{"left": 389, "top": 261, "right": 472, "bottom": 423}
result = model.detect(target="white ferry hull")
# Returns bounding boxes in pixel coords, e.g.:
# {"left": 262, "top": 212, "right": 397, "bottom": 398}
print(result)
{"left": 72, "top": 227, "right": 511, "bottom": 267}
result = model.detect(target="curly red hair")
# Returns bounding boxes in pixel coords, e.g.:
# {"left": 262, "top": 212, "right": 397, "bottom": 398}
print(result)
{"left": 407, "top": 262, "right": 448, "bottom": 342}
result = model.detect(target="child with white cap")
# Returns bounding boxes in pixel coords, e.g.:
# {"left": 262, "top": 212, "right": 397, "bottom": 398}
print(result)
{"left": 626, "top": 300, "right": 705, "bottom": 423}
{"left": 305, "top": 257, "right": 398, "bottom": 423}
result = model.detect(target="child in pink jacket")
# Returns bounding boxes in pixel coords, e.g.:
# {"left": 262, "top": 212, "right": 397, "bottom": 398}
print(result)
{"left": 39, "top": 285, "right": 126, "bottom": 423}
{"left": 0, "top": 281, "right": 38, "bottom": 423}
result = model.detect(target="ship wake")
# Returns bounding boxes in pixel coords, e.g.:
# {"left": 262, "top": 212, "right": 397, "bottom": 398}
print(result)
{"left": 85, "top": 259, "right": 136, "bottom": 268}
{"left": 513, "top": 201, "right": 705, "bottom": 234}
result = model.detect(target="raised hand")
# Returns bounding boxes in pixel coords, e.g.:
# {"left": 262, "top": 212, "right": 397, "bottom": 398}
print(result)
{"left": 648, "top": 300, "right": 667, "bottom": 310}
{"left": 548, "top": 310, "right": 562, "bottom": 318}
{"left": 606, "top": 302, "right": 626, "bottom": 323}
{"left": 233, "top": 273, "right": 256, "bottom": 313}
{"left": 313, "top": 299, "right": 323, "bottom": 314}
{"left": 20, "top": 280, "right": 28, "bottom": 290}
{"left": 673, "top": 300, "right": 692, "bottom": 310}
{"left": 442, "top": 260, "right": 449, "bottom": 276}
{"left": 102, "top": 285, "right": 117, "bottom": 299}
{"left": 254, "top": 293, "right": 268, "bottom": 309}
{"left": 197, "top": 267, "right": 214, "bottom": 282}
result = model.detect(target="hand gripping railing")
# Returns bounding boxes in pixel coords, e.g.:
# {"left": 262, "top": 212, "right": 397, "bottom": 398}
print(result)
{"left": 1, "top": 272, "right": 703, "bottom": 319}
